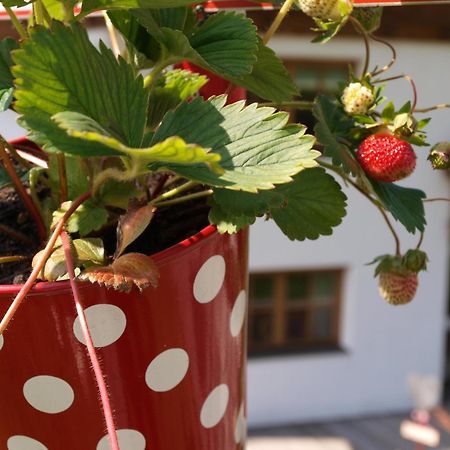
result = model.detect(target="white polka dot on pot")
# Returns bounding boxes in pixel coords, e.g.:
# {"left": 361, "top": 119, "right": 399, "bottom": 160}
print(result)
{"left": 200, "top": 384, "right": 229, "bottom": 429}
{"left": 193, "top": 255, "right": 226, "bottom": 304}
{"left": 0, "top": 334, "right": 4, "bottom": 351}
{"left": 234, "top": 403, "right": 247, "bottom": 445}
{"left": 7, "top": 435, "right": 48, "bottom": 450}
{"left": 230, "top": 290, "right": 247, "bottom": 337}
{"left": 96, "top": 429, "right": 146, "bottom": 450}
{"left": 145, "top": 348, "right": 189, "bottom": 392}
{"left": 23, "top": 375, "right": 74, "bottom": 414}
{"left": 73, "top": 304, "right": 126, "bottom": 348}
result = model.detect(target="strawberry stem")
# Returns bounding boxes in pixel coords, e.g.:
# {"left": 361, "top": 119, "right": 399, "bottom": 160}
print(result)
{"left": 0, "top": 191, "right": 92, "bottom": 335}
{"left": 414, "top": 103, "right": 450, "bottom": 114}
{"left": 0, "top": 138, "right": 47, "bottom": 242}
{"left": 369, "top": 35, "right": 397, "bottom": 77}
{"left": 349, "top": 16, "right": 370, "bottom": 77}
{"left": 60, "top": 231, "right": 120, "bottom": 450}
{"left": 319, "top": 160, "right": 401, "bottom": 255}
{"left": 263, "top": 0, "right": 296, "bottom": 45}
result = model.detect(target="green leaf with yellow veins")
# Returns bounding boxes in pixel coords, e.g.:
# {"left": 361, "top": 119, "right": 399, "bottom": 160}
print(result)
{"left": 152, "top": 96, "right": 319, "bottom": 192}
{"left": 53, "top": 111, "right": 223, "bottom": 174}
{"left": 52, "top": 201, "right": 109, "bottom": 236}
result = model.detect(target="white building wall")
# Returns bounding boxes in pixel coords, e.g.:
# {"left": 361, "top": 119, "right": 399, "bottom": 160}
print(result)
{"left": 248, "top": 35, "right": 450, "bottom": 426}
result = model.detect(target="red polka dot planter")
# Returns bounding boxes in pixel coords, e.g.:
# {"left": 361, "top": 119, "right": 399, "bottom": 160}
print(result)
{"left": 0, "top": 225, "right": 248, "bottom": 450}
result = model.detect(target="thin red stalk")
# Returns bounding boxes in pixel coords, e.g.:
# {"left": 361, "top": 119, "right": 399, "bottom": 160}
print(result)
{"left": 60, "top": 231, "right": 120, "bottom": 450}
{"left": 0, "top": 191, "right": 92, "bottom": 335}
{"left": 369, "top": 35, "right": 397, "bottom": 77}
{"left": 0, "top": 141, "right": 47, "bottom": 242}
{"left": 349, "top": 16, "right": 370, "bottom": 77}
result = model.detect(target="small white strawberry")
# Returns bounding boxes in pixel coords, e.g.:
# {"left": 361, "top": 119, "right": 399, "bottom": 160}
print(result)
{"left": 297, "top": 0, "right": 353, "bottom": 21}
{"left": 341, "top": 82, "right": 374, "bottom": 115}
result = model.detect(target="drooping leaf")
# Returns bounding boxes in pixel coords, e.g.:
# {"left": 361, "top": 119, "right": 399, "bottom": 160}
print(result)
{"left": 80, "top": 253, "right": 159, "bottom": 292}
{"left": 115, "top": 201, "right": 155, "bottom": 258}
{"left": 13, "top": 23, "right": 148, "bottom": 156}
{"left": 313, "top": 94, "right": 360, "bottom": 174}
{"left": 230, "top": 40, "right": 298, "bottom": 103}
{"left": 53, "top": 111, "right": 223, "bottom": 173}
{"left": 152, "top": 96, "right": 319, "bottom": 192}
{"left": 371, "top": 181, "right": 426, "bottom": 233}
{"left": 52, "top": 200, "right": 109, "bottom": 236}
{"left": 270, "top": 168, "right": 347, "bottom": 241}
{"left": 208, "top": 188, "right": 284, "bottom": 233}
{"left": 147, "top": 69, "right": 208, "bottom": 128}
{"left": 81, "top": 0, "right": 198, "bottom": 16}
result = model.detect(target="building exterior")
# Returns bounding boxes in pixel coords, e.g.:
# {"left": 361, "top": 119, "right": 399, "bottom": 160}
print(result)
{"left": 247, "top": 7, "right": 450, "bottom": 427}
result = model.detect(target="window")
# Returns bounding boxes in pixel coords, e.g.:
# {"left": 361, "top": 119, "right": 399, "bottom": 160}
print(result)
{"left": 248, "top": 270, "right": 343, "bottom": 354}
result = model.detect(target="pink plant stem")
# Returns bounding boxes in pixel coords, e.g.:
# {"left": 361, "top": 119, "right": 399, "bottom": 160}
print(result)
{"left": 60, "top": 231, "right": 120, "bottom": 450}
{"left": 0, "top": 191, "right": 92, "bottom": 335}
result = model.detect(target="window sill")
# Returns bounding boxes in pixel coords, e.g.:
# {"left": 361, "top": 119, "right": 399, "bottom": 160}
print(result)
{"left": 248, "top": 345, "right": 347, "bottom": 360}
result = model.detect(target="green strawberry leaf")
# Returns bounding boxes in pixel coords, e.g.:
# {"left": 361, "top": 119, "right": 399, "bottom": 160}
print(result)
{"left": 33, "top": 237, "right": 105, "bottom": 282}
{"left": 53, "top": 111, "right": 223, "bottom": 172}
{"left": 371, "top": 181, "right": 426, "bottom": 233}
{"left": 13, "top": 23, "right": 148, "bottom": 156}
{"left": 81, "top": 0, "right": 198, "bottom": 16}
{"left": 147, "top": 69, "right": 208, "bottom": 128}
{"left": 313, "top": 94, "right": 360, "bottom": 174}
{"left": 52, "top": 200, "right": 109, "bottom": 236}
{"left": 107, "top": 10, "right": 162, "bottom": 66}
{"left": 229, "top": 39, "right": 298, "bottom": 103}
{"left": 270, "top": 168, "right": 347, "bottom": 241}
{"left": 208, "top": 187, "right": 284, "bottom": 233}
{"left": 132, "top": 10, "right": 259, "bottom": 78}
{"left": 0, "top": 38, "right": 19, "bottom": 111}
{"left": 152, "top": 96, "right": 319, "bottom": 192}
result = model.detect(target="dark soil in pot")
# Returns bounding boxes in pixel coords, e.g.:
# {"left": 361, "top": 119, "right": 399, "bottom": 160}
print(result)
{"left": 0, "top": 186, "right": 211, "bottom": 285}
{"left": 0, "top": 188, "right": 40, "bottom": 284}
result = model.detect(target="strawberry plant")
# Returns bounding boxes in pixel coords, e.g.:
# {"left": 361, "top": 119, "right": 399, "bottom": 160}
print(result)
{"left": 0, "top": 0, "right": 449, "bottom": 445}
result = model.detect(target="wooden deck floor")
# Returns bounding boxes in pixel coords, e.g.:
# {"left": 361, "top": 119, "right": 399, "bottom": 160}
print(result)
{"left": 248, "top": 411, "right": 450, "bottom": 450}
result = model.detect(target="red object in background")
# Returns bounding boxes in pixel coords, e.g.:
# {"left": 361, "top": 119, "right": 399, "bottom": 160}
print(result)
{"left": 0, "top": 225, "right": 249, "bottom": 450}
{"left": 200, "top": 1, "right": 275, "bottom": 10}
{"left": 178, "top": 61, "right": 247, "bottom": 103}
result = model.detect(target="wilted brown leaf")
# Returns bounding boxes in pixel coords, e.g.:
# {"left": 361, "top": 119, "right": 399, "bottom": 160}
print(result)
{"left": 80, "top": 253, "right": 159, "bottom": 292}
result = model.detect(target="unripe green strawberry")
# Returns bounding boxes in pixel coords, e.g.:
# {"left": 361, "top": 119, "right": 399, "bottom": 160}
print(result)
{"left": 403, "top": 249, "right": 428, "bottom": 273}
{"left": 297, "top": 0, "right": 353, "bottom": 21}
{"left": 341, "top": 82, "right": 374, "bottom": 115}
{"left": 428, "top": 142, "right": 450, "bottom": 170}
{"left": 356, "top": 133, "right": 416, "bottom": 182}
{"left": 351, "top": 6, "right": 383, "bottom": 33}
{"left": 379, "top": 270, "right": 418, "bottom": 305}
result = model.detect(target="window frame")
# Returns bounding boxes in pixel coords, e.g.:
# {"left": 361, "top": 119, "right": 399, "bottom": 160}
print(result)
{"left": 248, "top": 268, "right": 344, "bottom": 356}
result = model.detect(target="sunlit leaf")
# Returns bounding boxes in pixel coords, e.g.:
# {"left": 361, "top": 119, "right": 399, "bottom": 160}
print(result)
{"left": 80, "top": 253, "right": 159, "bottom": 292}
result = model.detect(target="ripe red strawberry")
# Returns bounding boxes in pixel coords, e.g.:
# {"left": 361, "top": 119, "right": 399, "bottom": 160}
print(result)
{"left": 379, "top": 270, "right": 418, "bottom": 305}
{"left": 356, "top": 133, "right": 416, "bottom": 182}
